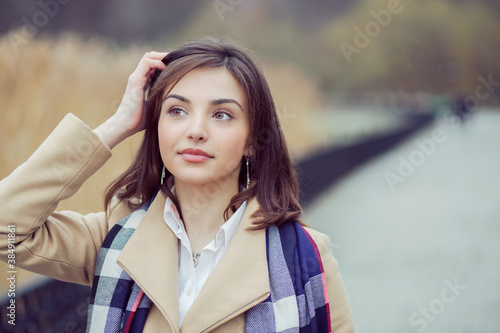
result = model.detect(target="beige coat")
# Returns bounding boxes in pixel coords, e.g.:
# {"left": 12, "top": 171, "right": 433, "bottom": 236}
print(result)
{"left": 0, "top": 114, "right": 355, "bottom": 332}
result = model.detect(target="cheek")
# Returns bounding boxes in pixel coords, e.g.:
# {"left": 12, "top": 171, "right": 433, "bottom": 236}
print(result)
{"left": 221, "top": 129, "right": 249, "bottom": 158}
{"left": 158, "top": 122, "right": 178, "bottom": 157}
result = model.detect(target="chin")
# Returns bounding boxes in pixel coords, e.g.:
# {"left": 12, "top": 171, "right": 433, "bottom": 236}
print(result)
{"left": 173, "top": 171, "right": 238, "bottom": 188}
{"left": 173, "top": 171, "right": 221, "bottom": 185}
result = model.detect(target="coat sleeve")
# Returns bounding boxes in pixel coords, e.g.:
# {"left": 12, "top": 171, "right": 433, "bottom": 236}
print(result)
{"left": 0, "top": 114, "right": 113, "bottom": 286}
{"left": 304, "top": 227, "right": 356, "bottom": 333}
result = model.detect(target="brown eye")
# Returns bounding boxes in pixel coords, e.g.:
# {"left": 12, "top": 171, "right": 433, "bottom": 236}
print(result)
{"left": 168, "top": 107, "right": 187, "bottom": 117}
{"left": 213, "top": 110, "right": 232, "bottom": 121}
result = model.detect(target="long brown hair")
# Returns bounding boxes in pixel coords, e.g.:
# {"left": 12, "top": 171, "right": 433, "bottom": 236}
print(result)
{"left": 104, "top": 37, "right": 302, "bottom": 230}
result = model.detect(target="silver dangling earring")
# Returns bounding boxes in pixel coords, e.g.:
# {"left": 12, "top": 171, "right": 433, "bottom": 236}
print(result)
{"left": 246, "top": 155, "right": 250, "bottom": 190}
{"left": 160, "top": 165, "right": 166, "bottom": 185}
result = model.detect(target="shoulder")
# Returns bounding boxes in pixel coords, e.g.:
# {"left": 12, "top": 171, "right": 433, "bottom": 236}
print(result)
{"left": 301, "top": 226, "right": 356, "bottom": 332}
{"left": 301, "top": 226, "right": 337, "bottom": 264}
{"left": 301, "top": 226, "right": 329, "bottom": 243}
{"left": 268, "top": 223, "right": 356, "bottom": 331}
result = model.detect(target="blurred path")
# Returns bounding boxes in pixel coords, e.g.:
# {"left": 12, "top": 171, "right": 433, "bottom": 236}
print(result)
{"left": 303, "top": 109, "right": 500, "bottom": 333}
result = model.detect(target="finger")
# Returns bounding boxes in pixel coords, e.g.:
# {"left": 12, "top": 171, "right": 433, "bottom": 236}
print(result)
{"left": 133, "top": 59, "right": 167, "bottom": 78}
{"left": 147, "top": 68, "right": 156, "bottom": 81}
{"left": 142, "top": 51, "right": 168, "bottom": 61}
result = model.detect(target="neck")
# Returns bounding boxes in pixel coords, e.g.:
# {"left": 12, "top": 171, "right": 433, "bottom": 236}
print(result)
{"left": 174, "top": 178, "right": 240, "bottom": 251}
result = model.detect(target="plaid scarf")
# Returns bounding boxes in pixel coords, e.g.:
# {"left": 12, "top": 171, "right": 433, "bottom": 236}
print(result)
{"left": 245, "top": 222, "right": 331, "bottom": 332}
{"left": 87, "top": 204, "right": 330, "bottom": 332}
{"left": 86, "top": 204, "right": 152, "bottom": 333}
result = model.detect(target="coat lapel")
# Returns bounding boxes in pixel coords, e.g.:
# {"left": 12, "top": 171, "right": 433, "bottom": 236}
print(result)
{"left": 181, "top": 198, "right": 270, "bottom": 332}
{"left": 116, "top": 195, "right": 270, "bottom": 332}
{"left": 116, "top": 191, "right": 180, "bottom": 332}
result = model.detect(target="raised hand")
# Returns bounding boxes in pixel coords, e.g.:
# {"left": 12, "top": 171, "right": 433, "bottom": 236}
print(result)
{"left": 94, "top": 51, "right": 168, "bottom": 149}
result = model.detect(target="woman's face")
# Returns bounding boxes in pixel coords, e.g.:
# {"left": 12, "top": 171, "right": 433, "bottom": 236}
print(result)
{"left": 158, "top": 67, "right": 249, "bottom": 188}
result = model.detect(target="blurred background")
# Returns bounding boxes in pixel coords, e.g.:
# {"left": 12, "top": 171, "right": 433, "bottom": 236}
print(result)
{"left": 1, "top": 0, "right": 499, "bottom": 331}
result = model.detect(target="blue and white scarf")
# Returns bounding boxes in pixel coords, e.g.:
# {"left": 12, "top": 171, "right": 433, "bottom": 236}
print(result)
{"left": 245, "top": 223, "right": 331, "bottom": 332}
{"left": 87, "top": 204, "right": 330, "bottom": 332}
{"left": 86, "top": 204, "right": 152, "bottom": 333}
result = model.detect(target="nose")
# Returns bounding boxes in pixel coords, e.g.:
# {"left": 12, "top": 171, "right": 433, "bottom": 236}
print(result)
{"left": 186, "top": 113, "right": 208, "bottom": 142}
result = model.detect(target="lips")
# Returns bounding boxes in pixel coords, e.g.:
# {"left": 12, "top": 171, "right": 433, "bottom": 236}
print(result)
{"left": 179, "top": 148, "right": 213, "bottom": 163}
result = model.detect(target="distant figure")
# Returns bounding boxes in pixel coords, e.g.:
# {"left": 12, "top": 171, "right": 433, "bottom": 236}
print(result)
{"left": 451, "top": 95, "right": 472, "bottom": 125}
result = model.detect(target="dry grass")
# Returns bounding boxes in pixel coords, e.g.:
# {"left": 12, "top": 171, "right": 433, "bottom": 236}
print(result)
{"left": 0, "top": 32, "right": 324, "bottom": 290}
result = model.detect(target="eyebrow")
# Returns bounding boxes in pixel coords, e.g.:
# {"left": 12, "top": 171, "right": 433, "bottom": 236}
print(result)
{"left": 164, "top": 94, "right": 244, "bottom": 112}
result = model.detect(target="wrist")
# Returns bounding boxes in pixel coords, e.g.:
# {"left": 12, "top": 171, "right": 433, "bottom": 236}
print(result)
{"left": 93, "top": 116, "right": 132, "bottom": 150}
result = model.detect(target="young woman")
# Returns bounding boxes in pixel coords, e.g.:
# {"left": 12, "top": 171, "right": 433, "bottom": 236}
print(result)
{"left": 0, "top": 38, "right": 355, "bottom": 332}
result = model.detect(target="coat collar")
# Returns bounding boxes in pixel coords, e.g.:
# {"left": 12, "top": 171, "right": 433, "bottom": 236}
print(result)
{"left": 117, "top": 192, "right": 269, "bottom": 332}
{"left": 116, "top": 191, "right": 179, "bottom": 331}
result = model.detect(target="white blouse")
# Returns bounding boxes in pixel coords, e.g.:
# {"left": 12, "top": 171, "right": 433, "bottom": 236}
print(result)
{"left": 162, "top": 192, "right": 247, "bottom": 327}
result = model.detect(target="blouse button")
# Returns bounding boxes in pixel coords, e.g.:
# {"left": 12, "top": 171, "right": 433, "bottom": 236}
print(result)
{"left": 186, "top": 288, "right": 194, "bottom": 296}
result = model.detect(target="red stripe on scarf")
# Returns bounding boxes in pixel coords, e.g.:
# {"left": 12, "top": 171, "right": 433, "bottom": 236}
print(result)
{"left": 301, "top": 226, "right": 332, "bottom": 333}
{"left": 123, "top": 289, "right": 145, "bottom": 333}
